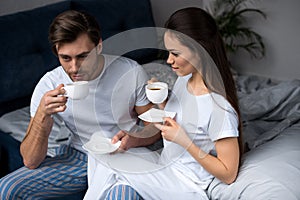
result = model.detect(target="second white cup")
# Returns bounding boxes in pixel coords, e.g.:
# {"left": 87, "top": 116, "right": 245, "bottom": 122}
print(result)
{"left": 146, "top": 82, "right": 168, "bottom": 104}
{"left": 63, "top": 81, "right": 89, "bottom": 100}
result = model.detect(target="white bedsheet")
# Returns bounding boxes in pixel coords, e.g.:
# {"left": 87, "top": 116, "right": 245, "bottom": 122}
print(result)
{"left": 207, "top": 123, "right": 300, "bottom": 200}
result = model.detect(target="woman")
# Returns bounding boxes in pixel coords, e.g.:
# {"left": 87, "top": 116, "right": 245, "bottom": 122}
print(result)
{"left": 84, "top": 7, "right": 243, "bottom": 200}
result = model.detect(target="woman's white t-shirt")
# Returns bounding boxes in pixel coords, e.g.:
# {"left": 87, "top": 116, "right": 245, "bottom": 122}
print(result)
{"left": 161, "top": 74, "right": 239, "bottom": 188}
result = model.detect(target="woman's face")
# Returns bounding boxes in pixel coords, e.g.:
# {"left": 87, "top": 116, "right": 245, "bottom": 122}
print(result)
{"left": 164, "top": 31, "right": 197, "bottom": 77}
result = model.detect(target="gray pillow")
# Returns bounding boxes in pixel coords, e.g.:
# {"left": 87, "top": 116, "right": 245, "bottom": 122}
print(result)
{"left": 142, "top": 60, "right": 177, "bottom": 90}
{"left": 0, "top": 106, "right": 71, "bottom": 156}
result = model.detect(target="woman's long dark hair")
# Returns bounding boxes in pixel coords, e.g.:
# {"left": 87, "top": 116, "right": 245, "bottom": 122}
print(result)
{"left": 165, "top": 7, "right": 244, "bottom": 157}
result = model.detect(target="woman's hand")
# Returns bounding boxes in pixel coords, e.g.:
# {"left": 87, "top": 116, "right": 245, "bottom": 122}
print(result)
{"left": 154, "top": 117, "right": 192, "bottom": 148}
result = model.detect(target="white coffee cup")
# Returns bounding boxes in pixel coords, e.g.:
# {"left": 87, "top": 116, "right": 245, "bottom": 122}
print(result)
{"left": 63, "top": 81, "right": 89, "bottom": 100}
{"left": 146, "top": 82, "right": 168, "bottom": 104}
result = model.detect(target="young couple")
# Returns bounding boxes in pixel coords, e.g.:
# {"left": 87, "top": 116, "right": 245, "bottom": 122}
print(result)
{"left": 0, "top": 7, "right": 243, "bottom": 200}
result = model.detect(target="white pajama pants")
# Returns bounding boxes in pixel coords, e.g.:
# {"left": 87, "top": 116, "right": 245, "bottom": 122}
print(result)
{"left": 84, "top": 148, "right": 209, "bottom": 200}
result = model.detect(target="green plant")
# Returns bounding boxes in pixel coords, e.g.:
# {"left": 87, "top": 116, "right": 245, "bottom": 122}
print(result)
{"left": 206, "top": 0, "right": 267, "bottom": 59}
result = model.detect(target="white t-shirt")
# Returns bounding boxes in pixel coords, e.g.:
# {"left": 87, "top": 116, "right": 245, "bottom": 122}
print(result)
{"left": 161, "top": 74, "right": 239, "bottom": 188}
{"left": 30, "top": 55, "right": 150, "bottom": 151}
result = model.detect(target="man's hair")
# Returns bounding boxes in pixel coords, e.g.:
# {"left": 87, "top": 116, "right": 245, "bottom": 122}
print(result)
{"left": 48, "top": 10, "right": 101, "bottom": 56}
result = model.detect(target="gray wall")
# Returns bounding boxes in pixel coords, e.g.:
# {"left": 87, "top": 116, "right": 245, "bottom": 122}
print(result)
{"left": 150, "top": 0, "right": 202, "bottom": 27}
{"left": 229, "top": 0, "right": 300, "bottom": 81}
{"left": 0, "top": 0, "right": 299, "bottom": 81}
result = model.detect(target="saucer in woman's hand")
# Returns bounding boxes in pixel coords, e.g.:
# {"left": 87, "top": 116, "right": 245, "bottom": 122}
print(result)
{"left": 138, "top": 108, "right": 176, "bottom": 123}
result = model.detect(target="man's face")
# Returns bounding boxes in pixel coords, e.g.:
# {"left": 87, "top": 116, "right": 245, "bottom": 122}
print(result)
{"left": 56, "top": 33, "right": 101, "bottom": 81}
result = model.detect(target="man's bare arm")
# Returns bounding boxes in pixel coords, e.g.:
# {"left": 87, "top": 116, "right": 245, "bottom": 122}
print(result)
{"left": 20, "top": 84, "right": 67, "bottom": 169}
{"left": 21, "top": 114, "right": 53, "bottom": 169}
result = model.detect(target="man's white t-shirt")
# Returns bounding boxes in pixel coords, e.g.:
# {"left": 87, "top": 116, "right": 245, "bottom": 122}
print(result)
{"left": 30, "top": 55, "right": 150, "bottom": 151}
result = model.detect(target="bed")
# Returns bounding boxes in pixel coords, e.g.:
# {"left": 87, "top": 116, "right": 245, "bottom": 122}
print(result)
{"left": 143, "top": 62, "right": 300, "bottom": 199}
{"left": 1, "top": 61, "right": 299, "bottom": 199}
{"left": 207, "top": 74, "right": 300, "bottom": 199}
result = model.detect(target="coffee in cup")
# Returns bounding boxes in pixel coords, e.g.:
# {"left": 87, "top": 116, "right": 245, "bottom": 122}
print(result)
{"left": 146, "top": 82, "right": 168, "bottom": 104}
{"left": 63, "top": 81, "right": 89, "bottom": 100}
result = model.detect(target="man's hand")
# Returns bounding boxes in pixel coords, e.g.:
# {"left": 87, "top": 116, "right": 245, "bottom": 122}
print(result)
{"left": 38, "top": 84, "right": 68, "bottom": 116}
{"left": 111, "top": 130, "right": 139, "bottom": 152}
{"left": 147, "top": 77, "right": 158, "bottom": 84}
{"left": 21, "top": 84, "right": 68, "bottom": 168}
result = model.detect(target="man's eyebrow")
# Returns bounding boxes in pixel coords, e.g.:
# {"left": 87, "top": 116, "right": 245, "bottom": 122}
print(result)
{"left": 77, "top": 51, "right": 91, "bottom": 55}
{"left": 58, "top": 51, "right": 91, "bottom": 57}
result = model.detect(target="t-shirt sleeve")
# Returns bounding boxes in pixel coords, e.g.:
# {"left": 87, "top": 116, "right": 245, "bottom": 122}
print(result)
{"left": 30, "top": 74, "right": 56, "bottom": 117}
{"left": 134, "top": 64, "right": 151, "bottom": 107}
{"left": 208, "top": 100, "right": 239, "bottom": 142}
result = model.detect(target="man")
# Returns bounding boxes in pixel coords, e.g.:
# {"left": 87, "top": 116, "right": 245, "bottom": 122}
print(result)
{"left": 0, "top": 10, "right": 160, "bottom": 198}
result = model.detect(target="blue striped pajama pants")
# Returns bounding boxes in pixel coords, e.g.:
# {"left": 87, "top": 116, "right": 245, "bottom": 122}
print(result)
{"left": 0, "top": 145, "right": 87, "bottom": 199}
{"left": 106, "top": 185, "right": 143, "bottom": 200}
{"left": 0, "top": 145, "right": 142, "bottom": 200}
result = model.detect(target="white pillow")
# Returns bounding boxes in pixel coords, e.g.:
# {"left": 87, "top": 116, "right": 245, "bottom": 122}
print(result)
{"left": 0, "top": 106, "right": 71, "bottom": 156}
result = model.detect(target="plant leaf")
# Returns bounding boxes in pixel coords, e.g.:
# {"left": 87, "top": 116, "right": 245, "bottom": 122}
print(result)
{"left": 206, "top": 0, "right": 266, "bottom": 59}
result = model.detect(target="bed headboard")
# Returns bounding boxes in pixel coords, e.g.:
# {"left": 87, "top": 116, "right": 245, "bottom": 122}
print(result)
{"left": 0, "top": 1, "right": 70, "bottom": 116}
{"left": 0, "top": 0, "right": 157, "bottom": 116}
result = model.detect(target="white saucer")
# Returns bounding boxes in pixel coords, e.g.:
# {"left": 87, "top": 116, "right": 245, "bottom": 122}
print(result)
{"left": 83, "top": 134, "right": 121, "bottom": 154}
{"left": 138, "top": 108, "right": 176, "bottom": 123}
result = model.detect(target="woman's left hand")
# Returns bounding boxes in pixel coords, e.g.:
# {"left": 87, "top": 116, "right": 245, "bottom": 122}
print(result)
{"left": 154, "top": 117, "right": 192, "bottom": 148}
